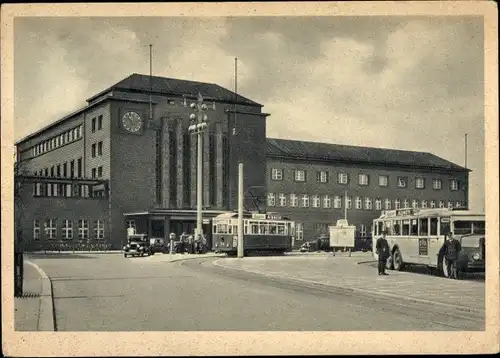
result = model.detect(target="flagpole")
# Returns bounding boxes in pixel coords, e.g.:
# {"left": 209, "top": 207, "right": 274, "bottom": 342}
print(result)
{"left": 149, "top": 44, "right": 153, "bottom": 123}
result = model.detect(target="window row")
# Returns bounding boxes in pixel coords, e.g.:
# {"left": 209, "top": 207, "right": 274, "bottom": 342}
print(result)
{"left": 270, "top": 168, "right": 460, "bottom": 191}
{"left": 34, "top": 157, "right": 83, "bottom": 179}
{"left": 91, "top": 166, "right": 104, "bottom": 179}
{"left": 33, "top": 182, "right": 107, "bottom": 198}
{"left": 376, "top": 218, "right": 485, "bottom": 237}
{"left": 91, "top": 115, "right": 104, "bottom": 133}
{"left": 266, "top": 193, "right": 464, "bottom": 210}
{"left": 91, "top": 141, "right": 104, "bottom": 157}
{"left": 33, "top": 219, "right": 104, "bottom": 240}
{"left": 31, "top": 125, "right": 83, "bottom": 157}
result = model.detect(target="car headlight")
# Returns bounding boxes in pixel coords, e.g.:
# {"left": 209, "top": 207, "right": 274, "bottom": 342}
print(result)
{"left": 472, "top": 252, "right": 481, "bottom": 261}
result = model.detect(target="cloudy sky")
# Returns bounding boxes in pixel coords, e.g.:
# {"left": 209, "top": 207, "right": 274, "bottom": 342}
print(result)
{"left": 14, "top": 16, "right": 484, "bottom": 211}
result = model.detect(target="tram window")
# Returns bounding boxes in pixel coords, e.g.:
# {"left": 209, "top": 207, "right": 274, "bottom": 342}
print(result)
{"left": 244, "top": 222, "right": 248, "bottom": 235}
{"left": 419, "top": 218, "right": 429, "bottom": 236}
{"left": 277, "top": 223, "right": 285, "bottom": 235}
{"left": 430, "top": 218, "right": 438, "bottom": 235}
{"left": 410, "top": 219, "right": 418, "bottom": 236}
{"left": 250, "top": 222, "right": 259, "bottom": 234}
{"left": 402, "top": 220, "right": 410, "bottom": 235}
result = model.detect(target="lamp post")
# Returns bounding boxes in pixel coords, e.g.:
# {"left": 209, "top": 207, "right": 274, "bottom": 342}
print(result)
{"left": 188, "top": 92, "right": 209, "bottom": 238}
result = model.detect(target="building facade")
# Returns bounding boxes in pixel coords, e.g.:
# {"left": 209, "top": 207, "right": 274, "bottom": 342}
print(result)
{"left": 14, "top": 73, "right": 469, "bottom": 251}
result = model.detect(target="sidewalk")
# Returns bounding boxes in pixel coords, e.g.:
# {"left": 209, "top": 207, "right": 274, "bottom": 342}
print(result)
{"left": 213, "top": 255, "right": 485, "bottom": 313}
{"left": 15, "top": 260, "right": 54, "bottom": 331}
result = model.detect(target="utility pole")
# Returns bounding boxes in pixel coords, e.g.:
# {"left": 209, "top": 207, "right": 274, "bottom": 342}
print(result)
{"left": 237, "top": 163, "right": 244, "bottom": 258}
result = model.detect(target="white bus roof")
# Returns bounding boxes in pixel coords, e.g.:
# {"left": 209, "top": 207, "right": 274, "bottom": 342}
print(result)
{"left": 374, "top": 208, "right": 484, "bottom": 220}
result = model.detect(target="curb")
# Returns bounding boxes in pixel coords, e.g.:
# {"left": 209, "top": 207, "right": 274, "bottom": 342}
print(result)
{"left": 28, "top": 251, "right": 122, "bottom": 255}
{"left": 212, "top": 259, "right": 485, "bottom": 316}
{"left": 25, "top": 260, "right": 55, "bottom": 331}
{"left": 162, "top": 253, "right": 226, "bottom": 263}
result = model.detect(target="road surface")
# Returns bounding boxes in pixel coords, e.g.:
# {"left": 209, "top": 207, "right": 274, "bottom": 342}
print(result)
{"left": 26, "top": 253, "right": 483, "bottom": 331}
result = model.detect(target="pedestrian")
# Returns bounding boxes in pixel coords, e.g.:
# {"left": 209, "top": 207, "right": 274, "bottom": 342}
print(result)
{"left": 376, "top": 231, "right": 390, "bottom": 276}
{"left": 194, "top": 234, "right": 200, "bottom": 254}
{"left": 179, "top": 232, "right": 187, "bottom": 254}
{"left": 201, "top": 234, "right": 207, "bottom": 253}
{"left": 444, "top": 232, "right": 462, "bottom": 279}
{"left": 187, "top": 235, "right": 194, "bottom": 254}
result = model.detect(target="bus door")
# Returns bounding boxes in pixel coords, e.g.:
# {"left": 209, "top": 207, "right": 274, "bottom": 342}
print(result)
{"left": 417, "top": 217, "right": 431, "bottom": 265}
{"left": 428, "top": 216, "right": 445, "bottom": 266}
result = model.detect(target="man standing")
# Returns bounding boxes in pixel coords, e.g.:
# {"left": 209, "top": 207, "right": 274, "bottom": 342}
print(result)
{"left": 376, "top": 231, "right": 390, "bottom": 276}
{"left": 444, "top": 232, "right": 462, "bottom": 279}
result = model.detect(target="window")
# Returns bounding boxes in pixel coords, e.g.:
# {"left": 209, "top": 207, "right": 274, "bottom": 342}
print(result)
{"left": 77, "top": 157, "right": 82, "bottom": 178}
{"left": 62, "top": 219, "right": 73, "bottom": 239}
{"left": 92, "top": 143, "right": 96, "bottom": 157}
{"left": 355, "top": 196, "right": 362, "bottom": 210}
{"left": 430, "top": 217, "right": 438, "bottom": 235}
{"left": 421, "top": 200, "right": 428, "bottom": 208}
{"left": 33, "top": 220, "right": 40, "bottom": 240}
{"left": 430, "top": 200, "right": 436, "bottom": 208}
{"left": 410, "top": 219, "right": 418, "bottom": 236}
{"left": 375, "top": 198, "right": 382, "bottom": 210}
{"left": 267, "top": 193, "right": 276, "bottom": 207}
{"left": 403, "top": 199, "right": 409, "bottom": 208}
{"left": 126, "top": 220, "right": 136, "bottom": 229}
{"left": 61, "top": 134, "right": 65, "bottom": 145}
{"left": 455, "top": 201, "right": 462, "bottom": 208}
{"left": 94, "top": 220, "right": 104, "bottom": 239}
{"left": 98, "top": 141, "right": 103, "bottom": 156}
{"left": 397, "top": 177, "right": 407, "bottom": 188}
{"left": 415, "top": 177, "right": 425, "bottom": 189}
{"left": 50, "top": 166, "right": 54, "bottom": 177}
{"left": 97, "top": 166, "right": 103, "bottom": 178}
{"left": 92, "top": 168, "right": 96, "bottom": 178}
{"left": 323, "top": 195, "right": 332, "bottom": 208}
{"left": 65, "top": 132, "right": 70, "bottom": 143}
{"left": 271, "top": 168, "right": 283, "bottom": 181}
{"left": 359, "top": 224, "right": 367, "bottom": 237}
{"left": 334, "top": 196, "right": 342, "bottom": 209}
{"left": 439, "top": 200, "right": 445, "bottom": 208}
{"left": 44, "top": 219, "right": 57, "bottom": 239}
{"left": 312, "top": 195, "right": 321, "bottom": 208}
{"left": 296, "top": 223, "right": 304, "bottom": 241}
{"left": 317, "top": 171, "right": 329, "bottom": 183}
{"left": 63, "top": 163, "right": 68, "bottom": 178}
{"left": 278, "top": 193, "right": 287, "bottom": 207}
{"left": 447, "top": 201, "right": 454, "bottom": 209}
{"left": 294, "top": 169, "right": 306, "bottom": 182}
{"left": 450, "top": 179, "right": 458, "bottom": 191}
{"left": 433, "top": 179, "right": 442, "bottom": 190}
{"left": 65, "top": 184, "right": 72, "bottom": 197}
{"left": 346, "top": 196, "right": 352, "bottom": 209}
{"left": 78, "top": 220, "right": 89, "bottom": 239}
{"left": 384, "top": 199, "right": 392, "bottom": 210}
{"left": 338, "top": 172, "right": 348, "bottom": 184}
{"left": 55, "top": 136, "right": 59, "bottom": 147}
{"left": 358, "top": 173, "right": 369, "bottom": 186}
{"left": 70, "top": 160, "right": 75, "bottom": 178}
{"left": 364, "top": 197, "right": 373, "bottom": 210}
{"left": 419, "top": 218, "right": 429, "bottom": 236}
{"left": 33, "top": 182, "right": 41, "bottom": 196}
{"left": 395, "top": 199, "right": 401, "bottom": 209}
{"left": 440, "top": 218, "right": 450, "bottom": 236}
{"left": 412, "top": 199, "right": 419, "bottom": 208}
{"left": 97, "top": 115, "right": 103, "bottom": 130}
{"left": 56, "top": 164, "right": 61, "bottom": 177}
{"left": 92, "top": 117, "right": 96, "bottom": 132}
{"left": 301, "top": 194, "right": 309, "bottom": 207}
{"left": 290, "top": 194, "right": 298, "bottom": 207}
{"left": 44, "top": 168, "right": 49, "bottom": 177}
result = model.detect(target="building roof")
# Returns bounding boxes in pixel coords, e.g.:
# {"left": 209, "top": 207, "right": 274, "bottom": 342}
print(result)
{"left": 266, "top": 138, "right": 469, "bottom": 172}
{"left": 87, "top": 73, "right": 262, "bottom": 107}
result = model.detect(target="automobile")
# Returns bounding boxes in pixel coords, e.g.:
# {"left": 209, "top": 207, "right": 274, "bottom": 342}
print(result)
{"left": 299, "top": 241, "right": 317, "bottom": 252}
{"left": 123, "top": 234, "right": 152, "bottom": 258}
{"left": 150, "top": 237, "right": 169, "bottom": 254}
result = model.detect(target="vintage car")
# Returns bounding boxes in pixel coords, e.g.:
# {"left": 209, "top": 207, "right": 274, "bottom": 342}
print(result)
{"left": 123, "top": 234, "right": 152, "bottom": 258}
{"left": 150, "top": 237, "right": 169, "bottom": 254}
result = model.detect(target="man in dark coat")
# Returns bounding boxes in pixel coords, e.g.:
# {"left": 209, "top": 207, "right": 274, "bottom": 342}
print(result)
{"left": 376, "top": 232, "right": 390, "bottom": 275}
{"left": 444, "top": 232, "right": 462, "bottom": 279}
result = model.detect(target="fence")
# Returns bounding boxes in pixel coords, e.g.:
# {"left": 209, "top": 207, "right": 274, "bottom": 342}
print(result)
{"left": 26, "top": 239, "right": 114, "bottom": 253}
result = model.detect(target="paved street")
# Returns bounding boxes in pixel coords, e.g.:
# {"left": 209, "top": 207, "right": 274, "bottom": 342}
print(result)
{"left": 21, "top": 252, "right": 484, "bottom": 331}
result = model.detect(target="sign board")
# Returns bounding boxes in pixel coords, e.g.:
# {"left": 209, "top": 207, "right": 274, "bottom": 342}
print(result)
{"left": 418, "top": 238, "right": 428, "bottom": 256}
{"left": 266, "top": 213, "right": 282, "bottom": 220}
{"left": 251, "top": 213, "right": 267, "bottom": 220}
{"left": 232, "top": 236, "right": 238, "bottom": 247}
{"left": 329, "top": 221, "right": 356, "bottom": 248}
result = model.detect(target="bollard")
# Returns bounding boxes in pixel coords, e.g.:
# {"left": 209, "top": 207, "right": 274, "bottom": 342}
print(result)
{"left": 348, "top": 248, "right": 351, "bottom": 257}
{"left": 169, "top": 240, "right": 174, "bottom": 255}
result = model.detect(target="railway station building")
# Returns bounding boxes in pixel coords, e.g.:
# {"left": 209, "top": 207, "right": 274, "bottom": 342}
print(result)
{"left": 14, "top": 73, "right": 469, "bottom": 251}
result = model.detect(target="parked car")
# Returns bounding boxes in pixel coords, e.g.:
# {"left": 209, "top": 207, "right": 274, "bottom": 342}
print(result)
{"left": 150, "top": 237, "right": 168, "bottom": 254}
{"left": 123, "top": 234, "right": 152, "bottom": 258}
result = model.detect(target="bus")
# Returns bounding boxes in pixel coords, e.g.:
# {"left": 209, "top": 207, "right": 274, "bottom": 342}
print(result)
{"left": 212, "top": 211, "right": 295, "bottom": 256}
{"left": 372, "top": 208, "right": 485, "bottom": 277}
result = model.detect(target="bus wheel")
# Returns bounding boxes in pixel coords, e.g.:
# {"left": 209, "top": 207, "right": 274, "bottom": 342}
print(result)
{"left": 393, "top": 249, "right": 404, "bottom": 271}
{"left": 441, "top": 256, "right": 450, "bottom": 278}
{"left": 385, "top": 255, "right": 394, "bottom": 270}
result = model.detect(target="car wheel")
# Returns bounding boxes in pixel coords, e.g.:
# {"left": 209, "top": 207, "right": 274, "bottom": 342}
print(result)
{"left": 393, "top": 248, "right": 404, "bottom": 271}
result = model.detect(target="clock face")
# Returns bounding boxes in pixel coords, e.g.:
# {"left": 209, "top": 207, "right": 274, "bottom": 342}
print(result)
{"left": 122, "top": 111, "right": 143, "bottom": 133}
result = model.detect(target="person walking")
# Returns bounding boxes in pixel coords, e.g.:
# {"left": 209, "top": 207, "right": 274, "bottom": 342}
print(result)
{"left": 376, "top": 231, "right": 390, "bottom": 276}
{"left": 179, "top": 232, "right": 188, "bottom": 254}
{"left": 444, "top": 232, "right": 462, "bottom": 279}
{"left": 187, "top": 234, "right": 194, "bottom": 254}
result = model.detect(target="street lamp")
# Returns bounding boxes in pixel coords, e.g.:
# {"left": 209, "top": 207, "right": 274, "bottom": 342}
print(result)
{"left": 188, "top": 92, "right": 209, "bottom": 238}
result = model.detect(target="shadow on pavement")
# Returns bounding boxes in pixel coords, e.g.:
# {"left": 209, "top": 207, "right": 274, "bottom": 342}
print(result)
{"left": 367, "top": 262, "right": 485, "bottom": 282}
{"left": 26, "top": 253, "right": 97, "bottom": 259}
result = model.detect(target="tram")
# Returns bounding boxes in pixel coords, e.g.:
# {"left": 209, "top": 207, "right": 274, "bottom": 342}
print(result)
{"left": 212, "top": 211, "right": 295, "bottom": 256}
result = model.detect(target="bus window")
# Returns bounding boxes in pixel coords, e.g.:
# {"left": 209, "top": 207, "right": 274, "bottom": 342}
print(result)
{"left": 402, "top": 220, "right": 410, "bottom": 235}
{"left": 419, "top": 218, "right": 429, "bottom": 236}
{"left": 393, "top": 220, "right": 401, "bottom": 235}
{"left": 410, "top": 219, "right": 418, "bottom": 236}
{"left": 385, "top": 220, "right": 393, "bottom": 235}
{"left": 377, "top": 221, "right": 383, "bottom": 236}
{"left": 453, "top": 221, "right": 472, "bottom": 235}
{"left": 430, "top": 217, "right": 438, "bottom": 235}
{"left": 440, "top": 218, "right": 450, "bottom": 236}
{"left": 472, "top": 221, "right": 485, "bottom": 235}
